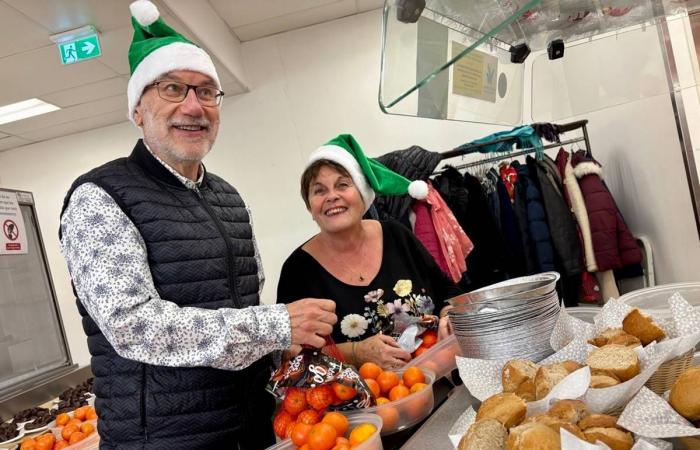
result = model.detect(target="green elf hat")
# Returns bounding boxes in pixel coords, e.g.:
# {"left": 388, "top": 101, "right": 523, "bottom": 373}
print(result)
{"left": 126, "top": 0, "right": 220, "bottom": 124}
{"left": 308, "top": 134, "right": 429, "bottom": 213}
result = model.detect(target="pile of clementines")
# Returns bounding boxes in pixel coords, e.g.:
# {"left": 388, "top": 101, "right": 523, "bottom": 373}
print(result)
{"left": 358, "top": 363, "right": 428, "bottom": 404}
{"left": 411, "top": 329, "right": 438, "bottom": 358}
{"left": 19, "top": 405, "right": 98, "bottom": 450}
{"left": 274, "top": 398, "right": 376, "bottom": 450}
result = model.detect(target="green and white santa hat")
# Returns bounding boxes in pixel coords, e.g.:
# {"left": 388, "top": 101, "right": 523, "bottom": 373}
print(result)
{"left": 126, "top": 0, "right": 220, "bottom": 124}
{"left": 308, "top": 134, "right": 429, "bottom": 212}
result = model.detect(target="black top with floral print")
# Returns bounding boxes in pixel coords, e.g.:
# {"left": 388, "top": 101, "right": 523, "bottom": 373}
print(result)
{"left": 277, "top": 221, "right": 462, "bottom": 344}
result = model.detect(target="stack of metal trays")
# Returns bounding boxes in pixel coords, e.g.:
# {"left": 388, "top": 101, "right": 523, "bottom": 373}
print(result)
{"left": 447, "top": 272, "right": 561, "bottom": 362}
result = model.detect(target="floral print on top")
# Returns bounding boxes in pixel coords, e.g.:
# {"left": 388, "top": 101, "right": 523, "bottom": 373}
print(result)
{"left": 277, "top": 220, "right": 462, "bottom": 345}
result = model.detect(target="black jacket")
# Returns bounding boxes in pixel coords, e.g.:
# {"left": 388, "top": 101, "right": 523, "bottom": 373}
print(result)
{"left": 528, "top": 155, "right": 584, "bottom": 277}
{"left": 372, "top": 146, "right": 442, "bottom": 224}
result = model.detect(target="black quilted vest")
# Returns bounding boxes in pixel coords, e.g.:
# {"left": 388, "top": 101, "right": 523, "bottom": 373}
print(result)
{"left": 60, "top": 140, "right": 275, "bottom": 450}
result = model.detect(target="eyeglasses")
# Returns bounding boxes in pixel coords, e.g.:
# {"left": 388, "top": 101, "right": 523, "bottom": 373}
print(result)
{"left": 148, "top": 81, "right": 225, "bottom": 106}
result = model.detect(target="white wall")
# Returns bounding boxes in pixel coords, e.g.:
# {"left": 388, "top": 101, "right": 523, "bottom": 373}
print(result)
{"left": 526, "top": 19, "right": 700, "bottom": 285}
{"left": 0, "top": 10, "right": 504, "bottom": 366}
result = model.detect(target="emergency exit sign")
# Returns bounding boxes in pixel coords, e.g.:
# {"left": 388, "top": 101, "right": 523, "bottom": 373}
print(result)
{"left": 58, "top": 34, "right": 101, "bottom": 65}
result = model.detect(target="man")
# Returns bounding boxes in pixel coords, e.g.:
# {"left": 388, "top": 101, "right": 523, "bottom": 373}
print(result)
{"left": 59, "top": 1, "right": 336, "bottom": 449}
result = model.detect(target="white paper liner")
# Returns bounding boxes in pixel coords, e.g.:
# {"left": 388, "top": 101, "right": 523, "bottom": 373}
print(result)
{"left": 551, "top": 295, "right": 700, "bottom": 363}
{"left": 618, "top": 386, "right": 700, "bottom": 438}
{"left": 456, "top": 337, "right": 675, "bottom": 414}
{"left": 448, "top": 407, "right": 670, "bottom": 450}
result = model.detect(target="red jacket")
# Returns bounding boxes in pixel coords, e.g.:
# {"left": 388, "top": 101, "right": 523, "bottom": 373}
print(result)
{"left": 571, "top": 151, "right": 641, "bottom": 271}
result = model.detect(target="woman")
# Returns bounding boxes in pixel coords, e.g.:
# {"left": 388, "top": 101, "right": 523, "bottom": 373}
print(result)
{"left": 277, "top": 135, "right": 462, "bottom": 369}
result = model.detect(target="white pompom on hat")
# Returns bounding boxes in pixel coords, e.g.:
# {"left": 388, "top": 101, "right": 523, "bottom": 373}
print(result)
{"left": 307, "top": 134, "right": 429, "bottom": 213}
{"left": 126, "top": 0, "right": 221, "bottom": 124}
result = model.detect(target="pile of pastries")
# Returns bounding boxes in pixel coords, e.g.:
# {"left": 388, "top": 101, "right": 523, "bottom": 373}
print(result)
{"left": 459, "top": 396, "right": 633, "bottom": 450}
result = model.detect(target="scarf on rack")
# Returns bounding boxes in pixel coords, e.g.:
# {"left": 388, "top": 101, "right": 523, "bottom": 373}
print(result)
{"left": 422, "top": 184, "right": 474, "bottom": 283}
{"left": 462, "top": 125, "right": 544, "bottom": 160}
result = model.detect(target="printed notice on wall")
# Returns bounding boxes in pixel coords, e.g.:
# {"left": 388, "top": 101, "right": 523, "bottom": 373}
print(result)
{"left": 0, "top": 191, "right": 28, "bottom": 255}
{"left": 451, "top": 42, "right": 497, "bottom": 103}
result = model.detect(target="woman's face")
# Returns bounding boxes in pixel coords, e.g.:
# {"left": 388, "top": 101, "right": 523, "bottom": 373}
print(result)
{"left": 307, "top": 165, "right": 365, "bottom": 233}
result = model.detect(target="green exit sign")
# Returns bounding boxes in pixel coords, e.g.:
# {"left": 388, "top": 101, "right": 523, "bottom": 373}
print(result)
{"left": 58, "top": 34, "right": 101, "bottom": 65}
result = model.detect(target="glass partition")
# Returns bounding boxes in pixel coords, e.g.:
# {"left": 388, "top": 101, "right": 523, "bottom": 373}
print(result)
{"left": 0, "top": 190, "right": 72, "bottom": 399}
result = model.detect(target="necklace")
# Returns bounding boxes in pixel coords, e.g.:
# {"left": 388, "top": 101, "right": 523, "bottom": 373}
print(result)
{"left": 324, "top": 229, "right": 368, "bottom": 283}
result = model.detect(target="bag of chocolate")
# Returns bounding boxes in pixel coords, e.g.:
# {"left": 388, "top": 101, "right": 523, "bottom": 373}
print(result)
{"left": 267, "top": 347, "right": 374, "bottom": 411}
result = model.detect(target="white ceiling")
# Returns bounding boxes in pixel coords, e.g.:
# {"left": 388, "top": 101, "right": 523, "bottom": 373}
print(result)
{"left": 0, "top": 0, "right": 383, "bottom": 152}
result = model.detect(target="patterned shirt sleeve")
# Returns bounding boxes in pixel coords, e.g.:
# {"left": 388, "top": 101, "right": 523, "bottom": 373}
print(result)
{"left": 59, "top": 182, "right": 291, "bottom": 370}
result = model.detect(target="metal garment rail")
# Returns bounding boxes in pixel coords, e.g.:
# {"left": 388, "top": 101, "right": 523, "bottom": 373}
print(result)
{"left": 438, "top": 119, "right": 592, "bottom": 161}
{"left": 446, "top": 136, "right": 587, "bottom": 171}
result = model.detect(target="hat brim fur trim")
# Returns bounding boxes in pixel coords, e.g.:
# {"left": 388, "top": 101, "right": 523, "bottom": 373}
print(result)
{"left": 127, "top": 42, "right": 220, "bottom": 124}
{"left": 309, "top": 145, "right": 376, "bottom": 212}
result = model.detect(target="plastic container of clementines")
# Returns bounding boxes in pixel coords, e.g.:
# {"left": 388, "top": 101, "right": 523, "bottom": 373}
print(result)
{"left": 403, "top": 334, "right": 460, "bottom": 380}
{"left": 345, "top": 368, "right": 435, "bottom": 435}
{"left": 266, "top": 413, "right": 383, "bottom": 450}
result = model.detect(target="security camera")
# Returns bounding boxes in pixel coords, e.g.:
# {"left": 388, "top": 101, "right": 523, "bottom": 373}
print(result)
{"left": 396, "top": 0, "right": 426, "bottom": 23}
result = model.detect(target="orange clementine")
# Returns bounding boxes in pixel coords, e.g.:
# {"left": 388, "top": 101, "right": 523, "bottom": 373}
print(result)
{"left": 55, "top": 413, "right": 70, "bottom": 427}
{"left": 291, "top": 422, "right": 313, "bottom": 447}
{"left": 284, "top": 388, "right": 308, "bottom": 416}
{"left": 358, "top": 362, "right": 382, "bottom": 380}
{"left": 376, "top": 371, "right": 400, "bottom": 395}
{"left": 402, "top": 367, "right": 426, "bottom": 388}
{"left": 331, "top": 382, "right": 356, "bottom": 401}
{"left": 80, "top": 422, "right": 96, "bottom": 435}
{"left": 321, "top": 411, "right": 349, "bottom": 437}
{"left": 306, "top": 422, "right": 337, "bottom": 450}
{"left": 389, "top": 384, "right": 410, "bottom": 401}
{"left": 85, "top": 407, "right": 98, "bottom": 421}
{"left": 377, "top": 406, "right": 400, "bottom": 432}
{"left": 66, "top": 418, "right": 83, "bottom": 428}
{"left": 297, "top": 409, "right": 321, "bottom": 425}
{"left": 19, "top": 438, "right": 37, "bottom": 450}
{"left": 412, "top": 346, "right": 428, "bottom": 357}
{"left": 331, "top": 442, "right": 351, "bottom": 450}
{"left": 348, "top": 423, "right": 378, "bottom": 446}
{"left": 285, "top": 421, "right": 296, "bottom": 439}
{"left": 53, "top": 441, "right": 69, "bottom": 450}
{"left": 298, "top": 445, "right": 310, "bottom": 450}
{"left": 73, "top": 406, "right": 88, "bottom": 421}
{"left": 36, "top": 434, "right": 54, "bottom": 450}
{"left": 375, "top": 397, "right": 390, "bottom": 405}
{"left": 273, "top": 410, "right": 295, "bottom": 439}
{"left": 421, "top": 330, "right": 438, "bottom": 348}
{"left": 410, "top": 382, "right": 428, "bottom": 393}
{"left": 61, "top": 424, "right": 79, "bottom": 441}
{"left": 68, "top": 432, "right": 86, "bottom": 445}
{"left": 364, "top": 379, "right": 380, "bottom": 398}
{"left": 335, "top": 437, "right": 350, "bottom": 445}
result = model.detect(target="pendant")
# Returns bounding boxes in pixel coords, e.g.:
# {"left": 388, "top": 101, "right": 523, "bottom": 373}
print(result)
{"left": 359, "top": 275, "right": 365, "bottom": 281}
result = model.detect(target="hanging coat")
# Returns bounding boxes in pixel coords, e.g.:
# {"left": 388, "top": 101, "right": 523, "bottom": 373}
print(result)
{"left": 497, "top": 180, "right": 527, "bottom": 277}
{"left": 372, "top": 146, "right": 441, "bottom": 224}
{"left": 570, "top": 151, "right": 642, "bottom": 271}
{"left": 433, "top": 167, "right": 508, "bottom": 288}
{"left": 513, "top": 161, "right": 556, "bottom": 273}
{"left": 412, "top": 201, "right": 450, "bottom": 276}
{"left": 555, "top": 149, "right": 598, "bottom": 272}
{"left": 528, "top": 155, "right": 584, "bottom": 277}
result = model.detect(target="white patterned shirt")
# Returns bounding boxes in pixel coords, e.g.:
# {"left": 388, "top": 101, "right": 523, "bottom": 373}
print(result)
{"left": 59, "top": 151, "right": 291, "bottom": 370}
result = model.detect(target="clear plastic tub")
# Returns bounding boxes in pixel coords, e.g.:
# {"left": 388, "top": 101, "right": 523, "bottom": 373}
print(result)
{"left": 618, "top": 282, "right": 700, "bottom": 319}
{"left": 265, "top": 413, "right": 383, "bottom": 450}
{"left": 566, "top": 306, "right": 602, "bottom": 324}
{"left": 344, "top": 368, "right": 435, "bottom": 435}
{"left": 403, "top": 334, "right": 460, "bottom": 380}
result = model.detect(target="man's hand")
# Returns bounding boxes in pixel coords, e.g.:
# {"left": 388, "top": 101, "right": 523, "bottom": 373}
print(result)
{"left": 286, "top": 299, "right": 337, "bottom": 348}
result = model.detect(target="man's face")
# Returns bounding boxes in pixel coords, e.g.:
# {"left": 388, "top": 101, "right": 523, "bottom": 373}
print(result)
{"left": 133, "top": 70, "right": 220, "bottom": 165}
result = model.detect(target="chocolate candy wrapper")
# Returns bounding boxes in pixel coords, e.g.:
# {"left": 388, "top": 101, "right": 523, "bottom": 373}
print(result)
{"left": 267, "top": 347, "right": 374, "bottom": 411}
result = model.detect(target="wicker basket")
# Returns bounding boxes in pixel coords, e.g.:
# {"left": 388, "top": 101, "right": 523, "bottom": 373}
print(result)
{"left": 645, "top": 350, "right": 694, "bottom": 396}
{"left": 679, "top": 436, "right": 700, "bottom": 450}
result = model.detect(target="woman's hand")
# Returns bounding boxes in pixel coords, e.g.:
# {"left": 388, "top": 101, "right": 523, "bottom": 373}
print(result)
{"left": 438, "top": 305, "right": 453, "bottom": 340}
{"left": 356, "top": 334, "right": 411, "bottom": 370}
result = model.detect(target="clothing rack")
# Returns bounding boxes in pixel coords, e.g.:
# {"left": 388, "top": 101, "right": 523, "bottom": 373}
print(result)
{"left": 438, "top": 119, "right": 592, "bottom": 161}
{"left": 448, "top": 136, "right": 587, "bottom": 171}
